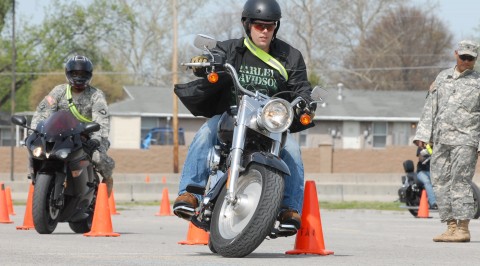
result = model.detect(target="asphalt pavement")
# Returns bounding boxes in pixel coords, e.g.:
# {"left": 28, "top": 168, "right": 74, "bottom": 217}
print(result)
{"left": 1, "top": 205, "right": 479, "bottom": 265}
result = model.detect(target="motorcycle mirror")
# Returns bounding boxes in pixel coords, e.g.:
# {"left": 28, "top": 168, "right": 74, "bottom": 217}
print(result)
{"left": 84, "top": 122, "right": 101, "bottom": 134}
{"left": 193, "top": 34, "right": 217, "bottom": 50}
{"left": 11, "top": 115, "right": 27, "bottom": 127}
{"left": 310, "top": 86, "right": 328, "bottom": 104}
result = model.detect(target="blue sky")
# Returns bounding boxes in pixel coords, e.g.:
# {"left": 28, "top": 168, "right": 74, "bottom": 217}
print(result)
{"left": 414, "top": 0, "right": 480, "bottom": 42}
{"left": 16, "top": 0, "right": 480, "bottom": 43}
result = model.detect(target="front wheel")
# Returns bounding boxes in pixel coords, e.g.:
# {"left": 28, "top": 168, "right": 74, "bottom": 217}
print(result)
{"left": 405, "top": 189, "right": 421, "bottom": 217}
{"left": 210, "top": 163, "right": 284, "bottom": 257}
{"left": 32, "top": 174, "right": 60, "bottom": 234}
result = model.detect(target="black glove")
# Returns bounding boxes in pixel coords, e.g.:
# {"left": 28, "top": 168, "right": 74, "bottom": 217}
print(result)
{"left": 191, "top": 55, "right": 208, "bottom": 77}
{"left": 84, "top": 139, "right": 100, "bottom": 154}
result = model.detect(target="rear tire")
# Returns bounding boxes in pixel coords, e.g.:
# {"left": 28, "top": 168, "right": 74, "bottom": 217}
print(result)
{"left": 210, "top": 163, "right": 284, "bottom": 257}
{"left": 33, "top": 174, "right": 59, "bottom": 234}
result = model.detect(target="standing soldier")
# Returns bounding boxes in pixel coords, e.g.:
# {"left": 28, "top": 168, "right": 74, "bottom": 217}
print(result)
{"left": 414, "top": 40, "right": 480, "bottom": 242}
{"left": 30, "top": 55, "right": 115, "bottom": 196}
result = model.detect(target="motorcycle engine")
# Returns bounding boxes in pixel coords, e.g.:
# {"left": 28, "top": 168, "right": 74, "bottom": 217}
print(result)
{"left": 206, "top": 146, "right": 221, "bottom": 172}
{"left": 217, "top": 112, "right": 234, "bottom": 146}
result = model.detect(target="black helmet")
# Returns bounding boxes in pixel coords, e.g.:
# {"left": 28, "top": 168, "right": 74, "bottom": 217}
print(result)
{"left": 241, "top": 0, "right": 282, "bottom": 39}
{"left": 65, "top": 55, "right": 93, "bottom": 89}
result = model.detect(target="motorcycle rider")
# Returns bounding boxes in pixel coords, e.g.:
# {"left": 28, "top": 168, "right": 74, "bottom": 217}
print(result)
{"left": 30, "top": 55, "right": 115, "bottom": 197}
{"left": 416, "top": 146, "right": 437, "bottom": 209}
{"left": 173, "top": 0, "right": 316, "bottom": 234}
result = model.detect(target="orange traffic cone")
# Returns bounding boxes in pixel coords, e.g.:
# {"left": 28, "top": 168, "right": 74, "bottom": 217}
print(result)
{"left": 0, "top": 183, "right": 13, "bottom": 224}
{"left": 416, "top": 189, "right": 431, "bottom": 218}
{"left": 17, "top": 183, "right": 35, "bottom": 230}
{"left": 145, "top": 175, "right": 150, "bottom": 183}
{"left": 84, "top": 183, "right": 120, "bottom": 237}
{"left": 108, "top": 190, "right": 120, "bottom": 215}
{"left": 178, "top": 222, "right": 209, "bottom": 245}
{"left": 286, "top": 180, "right": 333, "bottom": 255}
{"left": 156, "top": 188, "right": 172, "bottom": 216}
{"left": 5, "top": 186, "right": 16, "bottom": 215}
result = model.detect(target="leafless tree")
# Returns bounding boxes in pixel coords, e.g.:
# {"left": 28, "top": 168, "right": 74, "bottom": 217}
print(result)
{"left": 95, "top": 0, "right": 206, "bottom": 86}
{"left": 341, "top": 5, "right": 453, "bottom": 91}
{"left": 280, "top": 0, "right": 405, "bottom": 86}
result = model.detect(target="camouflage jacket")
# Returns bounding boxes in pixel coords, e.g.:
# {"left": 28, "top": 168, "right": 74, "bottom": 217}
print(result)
{"left": 414, "top": 67, "right": 480, "bottom": 150}
{"left": 31, "top": 84, "right": 110, "bottom": 150}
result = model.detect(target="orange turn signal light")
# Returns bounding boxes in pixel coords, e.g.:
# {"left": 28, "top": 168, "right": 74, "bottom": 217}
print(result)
{"left": 299, "top": 113, "right": 312, "bottom": 125}
{"left": 207, "top": 72, "right": 219, "bottom": 83}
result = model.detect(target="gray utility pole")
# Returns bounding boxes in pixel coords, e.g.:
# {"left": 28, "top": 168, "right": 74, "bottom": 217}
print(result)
{"left": 171, "top": 0, "right": 179, "bottom": 173}
{"left": 10, "top": 0, "right": 16, "bottom": 181}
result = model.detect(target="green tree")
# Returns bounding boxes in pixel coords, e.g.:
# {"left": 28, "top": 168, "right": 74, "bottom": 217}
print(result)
{"left": 0, "top": 1, "right": 38, "bottom": 112}
{"left": 1, "top": 0, "right": 210, "bottom": 113}
{"left": 0, "top": 0, "right": 12, "bottom": 30}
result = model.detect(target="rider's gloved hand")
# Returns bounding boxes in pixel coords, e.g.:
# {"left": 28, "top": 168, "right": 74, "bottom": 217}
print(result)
{"left": 87, "top": 139, "right": 100, "bottom": 149}
{"left": 191, "top": 55, "right": 208, "bottom": 77}
{"left": 84, "top": 139, "right": 100, "bottom": 156}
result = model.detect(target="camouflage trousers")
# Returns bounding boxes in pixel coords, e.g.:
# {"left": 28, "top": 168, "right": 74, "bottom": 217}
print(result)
{"left": 92, "top": 150, "right": 115, "bottom": 179}
{"left": 431, "top": 143, "right": 477, "bottom": 222}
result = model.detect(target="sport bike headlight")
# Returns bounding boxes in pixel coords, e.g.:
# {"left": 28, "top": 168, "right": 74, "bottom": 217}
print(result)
{"left": 55, "top": 148, "right": 71, "bottom": 159}
{"left": 258, "top": 99, "right": 293, "bottom": 133}
{"left": 32, "top": 146, "right": 43, "bottom": 157}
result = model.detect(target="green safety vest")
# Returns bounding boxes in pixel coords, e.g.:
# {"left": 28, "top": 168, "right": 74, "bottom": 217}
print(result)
{"left": 66, "top": 85, "right": 92, "bottom": 123}
{"left": 243, "top": 37, "right": 289, "bottom": 81}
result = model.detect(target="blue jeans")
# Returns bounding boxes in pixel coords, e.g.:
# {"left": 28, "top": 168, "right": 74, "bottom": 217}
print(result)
{"left": 417, "top": 170, "right": 436, "bottom": 206}
{"left": 178, "top": 115, "right": 305, "bottom": 214}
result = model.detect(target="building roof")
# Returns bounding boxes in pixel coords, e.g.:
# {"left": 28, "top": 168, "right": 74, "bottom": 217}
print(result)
{"left": 109, "top": 86, "right": 192, "bottom": 117}
{"left": 315, "top": 88, "right": 428, "bottom": 122}
{"left": 109, "top": 85, "right": 429, "bottom": 122}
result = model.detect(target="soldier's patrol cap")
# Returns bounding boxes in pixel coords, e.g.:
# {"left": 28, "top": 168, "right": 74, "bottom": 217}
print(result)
{"left": 457, "top": 40, "right": 479, "bottom": 57}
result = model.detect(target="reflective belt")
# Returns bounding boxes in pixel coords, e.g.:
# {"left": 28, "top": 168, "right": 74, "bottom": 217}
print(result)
{"left": 244, "top": 37, "right": 288, "bottom": 81}
{"left": 66, "top": 85, "right": 92, "bottom": 123}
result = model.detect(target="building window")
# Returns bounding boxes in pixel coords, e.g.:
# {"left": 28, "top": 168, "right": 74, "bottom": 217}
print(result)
{"left": 392, "top": 122, "right": 410, "bottom": 146}
{"left": 372, "top": 122, "right": 387, "bottom": 148}
{"left": 0, "top": 127, "right": 12, "bottom": 146}
{"left": 299, "top": 129, "right": 308, "bottom": 147}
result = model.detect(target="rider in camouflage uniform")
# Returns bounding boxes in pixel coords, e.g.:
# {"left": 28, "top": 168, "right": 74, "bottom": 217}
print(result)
{"left": 30, "top": 55, "right": 115, "bottom": 196}
{"left": 414, "top": 40, "right": 480, "bottom": 243}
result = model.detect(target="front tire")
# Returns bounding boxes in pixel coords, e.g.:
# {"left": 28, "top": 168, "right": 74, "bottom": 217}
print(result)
{"left": 210, "top": 163, "right": 284, "bottom": 257}
{"left": 405, "top": 186, "right": 421, "bottom": 217}
{"left": 33, "top": 174, "right": 60, "bottom": 234}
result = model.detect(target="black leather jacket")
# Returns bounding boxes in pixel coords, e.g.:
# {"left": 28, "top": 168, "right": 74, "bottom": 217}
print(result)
{"left": 174, "top": 37, "right": 315, "bottom": 133}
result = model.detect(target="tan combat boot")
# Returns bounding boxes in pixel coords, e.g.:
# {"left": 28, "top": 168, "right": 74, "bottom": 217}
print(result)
{"left": 102, "top": 177, "right": 114, "bottom": 197}
{"left": 433, "top": 219, "right": 456, "bottom": 242}
{"left": 450, "top": 220, "right": 470, "bottom": 242}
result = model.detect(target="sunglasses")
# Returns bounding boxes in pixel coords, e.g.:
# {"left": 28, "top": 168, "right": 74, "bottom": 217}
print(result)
{"left": 459, "top": 54, "right": 476, "bottom": 62}
{"left": 251, "top": 22, "right": 277, "bottom": 32}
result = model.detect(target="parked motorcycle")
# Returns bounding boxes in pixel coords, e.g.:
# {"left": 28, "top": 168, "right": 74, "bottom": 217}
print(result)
{"left": 398, "top": 148, "right": 480, "bottom": 218}
{"left": 11, "top": 110, "right": 101, "bottom": 234}
{"left": 176, "top": 34, "right": 324, "bottom": 257}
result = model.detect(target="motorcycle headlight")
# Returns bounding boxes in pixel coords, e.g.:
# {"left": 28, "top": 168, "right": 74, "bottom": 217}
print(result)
{"left": 258, "top": 99, "right": 293, "bottom": 133}
{"left": 32, "top": 146, "right": 43, "bottom": 157}
{"left": 55, "top": 148, "right": 71, "bottom": 159}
